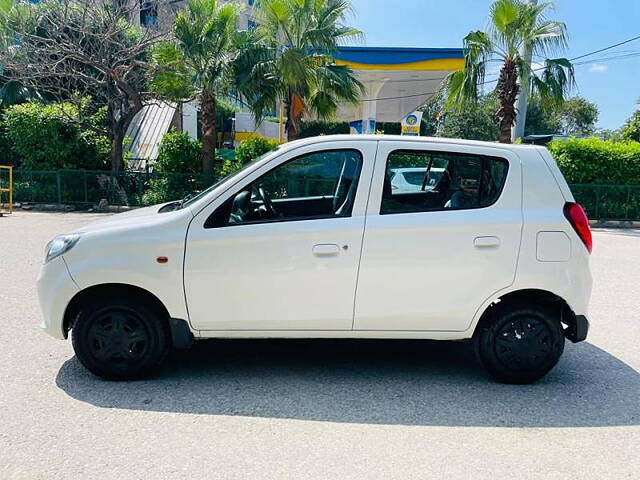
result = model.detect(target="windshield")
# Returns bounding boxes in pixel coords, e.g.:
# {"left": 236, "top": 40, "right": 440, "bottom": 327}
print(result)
{"left": 181, "top": 150, "right": 277, "bottom": 208}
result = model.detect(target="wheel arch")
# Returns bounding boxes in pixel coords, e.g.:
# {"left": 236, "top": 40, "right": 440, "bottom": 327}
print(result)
{"left": 472, "top": 288, "right": 578, "bottom": 339}
{"left": 63, "top": 283, "right": 171, "bottom": 339}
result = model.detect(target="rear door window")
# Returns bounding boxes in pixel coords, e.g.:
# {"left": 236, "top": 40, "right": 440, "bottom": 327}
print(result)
{"left": 381, "top": 150, "right": 509, "bottom": 214}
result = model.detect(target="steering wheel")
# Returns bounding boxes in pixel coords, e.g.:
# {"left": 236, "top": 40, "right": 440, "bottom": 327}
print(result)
{"left": 258, "top": 186, "right": 279, "bottom": 218}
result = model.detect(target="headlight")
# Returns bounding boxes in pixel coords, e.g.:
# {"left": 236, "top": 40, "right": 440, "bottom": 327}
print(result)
{"left": 45, "top": 234, "right": 81, "bottom": 263}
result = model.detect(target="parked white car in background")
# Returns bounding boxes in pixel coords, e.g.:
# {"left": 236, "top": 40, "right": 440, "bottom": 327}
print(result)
{"left": 390, "top": 167, "right": 444, "bottom": 193}
{"left": 38, "top": 135, "right": 592, "bottom": 384}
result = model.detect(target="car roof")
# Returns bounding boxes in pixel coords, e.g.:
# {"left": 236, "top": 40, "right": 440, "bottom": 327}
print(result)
{"left": 278, "top": 134, "right": 543, "bottom": 154}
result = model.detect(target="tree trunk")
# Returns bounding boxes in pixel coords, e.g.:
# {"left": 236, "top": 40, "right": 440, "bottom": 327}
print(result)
{"left": 107, "top": 99, "right": 140, "bottom": 172}
{"left": 110, "top": 132, "right": 124, "bottom": 172}
{"left": 286, "top": 94, "right": 302, "bottom": 142}
{"left": 200, "top": 89, "right": 217, "bottom": 184}
{"left": 495, "top": 59, "right": 520, "bottom": 144}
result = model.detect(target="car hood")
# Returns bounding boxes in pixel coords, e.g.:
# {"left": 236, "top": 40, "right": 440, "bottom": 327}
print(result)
{"left": 71, "top": 203, "right": 191, "bottom": 234}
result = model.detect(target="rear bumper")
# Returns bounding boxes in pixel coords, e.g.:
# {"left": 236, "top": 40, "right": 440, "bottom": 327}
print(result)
{"left": 565, "top": 314, "right": 589, "bottom": 343}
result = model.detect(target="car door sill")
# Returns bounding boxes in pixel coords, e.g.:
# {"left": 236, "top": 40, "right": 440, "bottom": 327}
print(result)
{"left": 194, "top": 329, "right": 471, "bottom": 341}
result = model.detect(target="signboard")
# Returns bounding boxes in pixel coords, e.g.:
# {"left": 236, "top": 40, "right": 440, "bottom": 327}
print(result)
{"left": 349, "top": 119, "right": 376, "bottom": 135}
{"left": 401, "top": 111, "right": 423, "bottom": 136}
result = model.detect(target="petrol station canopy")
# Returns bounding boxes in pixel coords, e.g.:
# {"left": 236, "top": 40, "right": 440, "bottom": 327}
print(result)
{"left": 333, "top": 46, "right": 464, "bottom": 133}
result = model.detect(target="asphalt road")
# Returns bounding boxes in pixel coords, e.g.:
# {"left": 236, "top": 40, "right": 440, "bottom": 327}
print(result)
{"left": 1, "top": 212, "right": 639, "bottom": 479}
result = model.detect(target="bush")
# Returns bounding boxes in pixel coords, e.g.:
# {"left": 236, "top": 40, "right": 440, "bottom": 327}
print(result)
{"left": 219, "top": 136, "right": 279, "bottom": 178}
{"left": 154, "top": 129, "right": 201, "bottom": 173}
{"left": 142, "top": 130, "right": 203, "bottom": 204}
{"left": 2, "top": 102, "right": 110, "bottom": 170}
{"left": 548, "top": 137, "right": 640, "bottom": 185}
{"left": 235, "top": 136, "right": 279, "bottom": 164}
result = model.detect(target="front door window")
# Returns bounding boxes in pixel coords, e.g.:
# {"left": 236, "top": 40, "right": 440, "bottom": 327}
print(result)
{"left": 207, "top": 149, "right": 363, "bottom": 228}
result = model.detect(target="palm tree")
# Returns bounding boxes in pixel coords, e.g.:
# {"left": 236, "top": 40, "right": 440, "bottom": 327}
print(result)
{"left": 153, "top": 0, "right": 240, "bottom": 177}
{"left": 237, "top": 0, "right": 363, "bottom": 141}
{"left": 446, "top": 0, "right": 575, "bottom": 143}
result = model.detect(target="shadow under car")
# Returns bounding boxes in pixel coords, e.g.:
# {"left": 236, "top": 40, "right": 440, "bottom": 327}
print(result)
{"left": 56, "top": 338, "right": 640, "bottom": 428}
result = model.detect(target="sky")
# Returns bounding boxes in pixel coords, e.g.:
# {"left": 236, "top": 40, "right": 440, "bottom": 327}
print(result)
{"left": 346, "top": 0, "right": 640, "bottom": 130}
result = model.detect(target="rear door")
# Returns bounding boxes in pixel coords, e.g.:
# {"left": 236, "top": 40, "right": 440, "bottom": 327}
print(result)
{"left": 353, "top": 141, "right": 522, "bottom": 332}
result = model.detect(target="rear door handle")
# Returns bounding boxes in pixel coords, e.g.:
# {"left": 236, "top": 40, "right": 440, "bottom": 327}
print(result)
{"left": 313, "top": 244, "right": 341, "bottom": 256}
{"left": 474, "top": 236, "right": 500, "bottom": 248}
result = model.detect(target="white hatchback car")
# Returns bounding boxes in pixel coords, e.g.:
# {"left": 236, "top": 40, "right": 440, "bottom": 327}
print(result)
{"left": 38, "top": 135, "right": 592, "bottom": 384}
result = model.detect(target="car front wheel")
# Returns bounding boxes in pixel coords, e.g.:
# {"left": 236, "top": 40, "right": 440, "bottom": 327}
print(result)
{"left": 71, "top": 295, "right": 170, "bottom": 380}
{"left": 474, "top": 303, "right": 565, "bottom": 384}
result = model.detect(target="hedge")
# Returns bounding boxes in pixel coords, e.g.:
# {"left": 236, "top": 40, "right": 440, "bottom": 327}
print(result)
{"left": 2, "top": 102, "right": 110, "bottom": 170}
{"left": 548, "top": 137, "right": 640, "bottom": 185}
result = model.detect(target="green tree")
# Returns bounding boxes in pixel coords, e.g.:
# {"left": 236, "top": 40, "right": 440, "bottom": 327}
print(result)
{"left": 446, "top": 0, "right": 575, "bottom": 143}
{"left": 523, "top": 96, "right": 561, "bottom": 135}
{"left": 621, "top": 109, "right": 640, "bottom": 142}
{"left": 438, "top": 95, "right": 500, "bottom": 141}
{"left": 152, "top": 0, "right": 240, "bottom": 178}
{"left": 558, "top": 97, "right": 598, "bottom": 136}
{"left": 1, "top": 0, "right": 166, "bottom": 170}
{"left": 237, "top": 0, "right": 363, "bottom": 141}
{"left": 525, "top": 96, "right": 598, "bottom": 136}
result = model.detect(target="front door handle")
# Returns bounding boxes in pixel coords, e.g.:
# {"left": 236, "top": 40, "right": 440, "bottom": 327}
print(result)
{"left": 474, "top": 236, "right": 500, "bottom": 248}
{"left": 313, "top": 244, "right": 341, "bottom": 256}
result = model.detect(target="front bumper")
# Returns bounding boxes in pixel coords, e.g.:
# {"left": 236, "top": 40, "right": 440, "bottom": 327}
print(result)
{"left": 565, "top": 315, "right": 589, "bottom": 343}
{"left": 37, "top": 256, "right": 79, "bottom": 340}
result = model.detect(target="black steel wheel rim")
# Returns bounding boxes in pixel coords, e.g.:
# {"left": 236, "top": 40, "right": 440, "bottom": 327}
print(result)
{"left": 87, "top": 308, "right": 151, "bottom": 368}
{"left": 494, "top": 317, "right": 552, "bottom": 371}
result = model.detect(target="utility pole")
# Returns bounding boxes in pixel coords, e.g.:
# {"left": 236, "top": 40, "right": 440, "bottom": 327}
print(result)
{"left": 511, "top": 0, "right": 537, "bottom": 142}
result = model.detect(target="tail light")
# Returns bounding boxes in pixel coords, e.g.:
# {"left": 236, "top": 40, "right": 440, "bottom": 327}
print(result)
{"left": 564, "top": 202, "right": 592, "bottom": 254}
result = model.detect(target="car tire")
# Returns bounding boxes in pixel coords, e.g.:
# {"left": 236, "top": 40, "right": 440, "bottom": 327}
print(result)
{"left": 71, "top": 295, "right": 170, "bottom": 381}
{"left": 474, "top": 303, "right": 565, "bottom": 384}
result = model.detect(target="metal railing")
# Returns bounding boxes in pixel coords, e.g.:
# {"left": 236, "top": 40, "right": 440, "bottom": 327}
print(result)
{"left": 9, "top": 169, "right": 640, "bottom": 221}
{"left": 569, "top": 184, "right": 640, "bottom": 221}
{"left": 0, "top": 165, "right": 13, "bottom": 215}
{"left": 11, "top": 169, "right": 215, "bottom": 207}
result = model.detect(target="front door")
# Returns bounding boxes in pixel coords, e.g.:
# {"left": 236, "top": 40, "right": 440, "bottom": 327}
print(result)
{"left": 184, "top": 142, "right": 376, "bottom": 331}
{"left": 354, "top": 141, "right": 522, "bottom": 332}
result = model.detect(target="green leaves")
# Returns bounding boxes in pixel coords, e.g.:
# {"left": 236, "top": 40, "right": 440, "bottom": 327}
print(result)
{"left": 621, "top": 109, "right": 640, "bottom": 142}
{"left": 244, "top": 0, "right": 362, "bottom": 126}
{"left": 445, "top": 0, "right": 574, "bottom": 140}
{"left": 2, "top": 101, "right": 110, "bottom": 170}
{"left": 490, "top": 0, "right": 519, "bottom": 33}
{"left": 162, "top": 0, "right": 241, "bottom": 95}
{"left": 235, "top": 136, "right": 279, "bottom": 165}
{"left": 549, "top": 137, "right": 640, "bottom": 185}
{"left": 531, "top": 57, "right": 575, "bottom": 109}
{"left": 150, "top": 42, "right": 195, "bottom": 101}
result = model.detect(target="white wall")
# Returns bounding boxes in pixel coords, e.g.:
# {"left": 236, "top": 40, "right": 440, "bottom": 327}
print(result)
{"left": 234, "top": 112, "right": 283, "bottom": 145}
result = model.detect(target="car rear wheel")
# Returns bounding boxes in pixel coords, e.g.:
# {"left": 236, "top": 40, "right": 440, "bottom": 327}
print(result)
{"left": 474, "top": 304, "right": 565, "bottom": 384}
{"left": 71, "top": 295, "right": 170, "bottom": 380}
